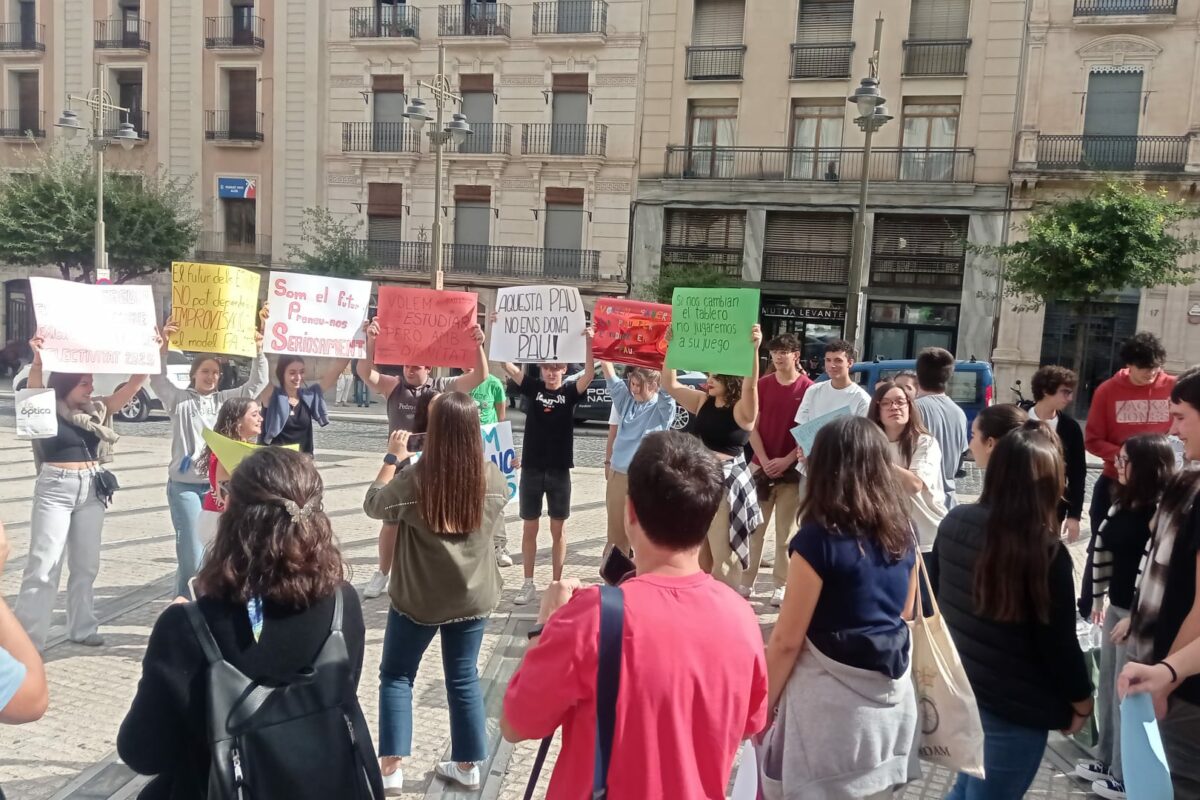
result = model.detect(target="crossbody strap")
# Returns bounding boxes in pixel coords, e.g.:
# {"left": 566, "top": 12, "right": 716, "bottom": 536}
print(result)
{"left": 184, "top": 602, "right": 223, "bottom": 666}
{"left": 593, "top": 584, "right": 624, "bottom": 799}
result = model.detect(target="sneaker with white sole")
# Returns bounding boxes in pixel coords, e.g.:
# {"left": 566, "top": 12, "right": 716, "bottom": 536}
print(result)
{"left": 514, "top": 579, "right": 537, "bottom": 605}
{"left": 495, "top": 545, "right": 514, "bottom": 567}
{"left": 435, "top": 761, "right": 480, "bottom": 790}
{"left": 363, "top": 570, "right": 389, "bottom": 599}
{"left": 381, "top": 767, "right": 404, "bottom": 796}
{"left": 736, "top": 585, "right": 752, "bottom": 599}
{"left": 770, "top": 587, "right": 786, "bottom": 607}
{"left": 1075, "top": 760, "right": 1111, "bottom": 783}
{"left": 1092, "top": 778, "right": 1127, "bottom": 800}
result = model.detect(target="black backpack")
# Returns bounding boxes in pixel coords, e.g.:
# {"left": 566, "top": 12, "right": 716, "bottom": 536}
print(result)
{"left": 184, "top": 591, "right": 383, "bottom": 800}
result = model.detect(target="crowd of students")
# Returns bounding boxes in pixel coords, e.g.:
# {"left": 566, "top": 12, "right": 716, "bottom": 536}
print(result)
{"left": 5, "top": 312, "right": 1200, "bottom": 800}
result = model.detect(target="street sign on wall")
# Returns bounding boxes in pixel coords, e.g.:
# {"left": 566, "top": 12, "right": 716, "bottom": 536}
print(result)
{"left": 217, "top": 177, "right": 256, "bottom": 199}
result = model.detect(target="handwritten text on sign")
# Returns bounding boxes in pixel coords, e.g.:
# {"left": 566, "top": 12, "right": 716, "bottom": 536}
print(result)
{"left": 665, "top": 287, "right": 761, "bottom": 377}
{"left": 265, "top": 271, "right": 370, "bottom": 358}
{"left": 489, "top": 285, "right": 586, "bottom": 363}
{"left": 170, "top": 262, "right": 261, "bottom": 358}
{"left": 593, "top": 298, "right": 672, "bottom": 369}
{"left": 482, "top": 421, "right": 519, "bottom": 506}
{"left": 29, "top": 277, "right": 161, "bottom": 374}
{"left": 375, "top": 286, "right": 479, "bottom": 369}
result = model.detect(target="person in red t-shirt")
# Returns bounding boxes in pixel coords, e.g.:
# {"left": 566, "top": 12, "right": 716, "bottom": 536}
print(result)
{"left": 500, "top": 430, "right": 768, "bottom": 800}
{"left": 742, "top": 333, "right": 812, "bottom": 607}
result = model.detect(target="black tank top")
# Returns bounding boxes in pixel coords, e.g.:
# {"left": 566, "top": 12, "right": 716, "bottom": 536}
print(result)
{"left": 694, "top": 400, "right": 749, "bottom": 457}
{"left": 35, "top": 415, "right": 101, "bottom": 463}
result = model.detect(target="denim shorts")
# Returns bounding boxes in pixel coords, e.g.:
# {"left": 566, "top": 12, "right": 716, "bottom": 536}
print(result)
{"left": 519, "top": 467, "right": 571, "bottom": 521}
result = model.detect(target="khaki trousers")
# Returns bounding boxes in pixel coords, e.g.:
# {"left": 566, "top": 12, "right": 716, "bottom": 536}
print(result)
{"left": 702, "top": 498, "right": 741, "bottom": 589}
{"left": 741, "top": 478, "right": 802, "bottom": 591}
{"left": 605, "top": 471, "right": 630, "bottom": 553}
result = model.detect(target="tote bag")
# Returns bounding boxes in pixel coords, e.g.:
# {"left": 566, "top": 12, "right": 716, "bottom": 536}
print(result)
{"left": 909, "top": 553, "right": 986, "bottom": 778}
{"left": 15, "top": 388, "right": 57, "bottom": 439}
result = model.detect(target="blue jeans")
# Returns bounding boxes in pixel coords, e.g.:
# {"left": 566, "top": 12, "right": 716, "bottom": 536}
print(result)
{"left": 946, "top": 708, "right": 1048, "bottom": 800}
{"left": 378, "top": 609, "right": 487, "bottom": 762}
{"left": 167, "top": 481, "right": 206, "bottom": 597}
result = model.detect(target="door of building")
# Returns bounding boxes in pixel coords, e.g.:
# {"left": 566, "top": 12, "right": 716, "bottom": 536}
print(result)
{"left": 228, "top": 69, "right": 257, "bottom": 138}
{"left": 18, "top": 1, "right": 35, "bottom": 48}
{"left": 460, "top": 90, "right": 493, "bottom": 154}
{"left": 224, "top": 198, "right": 256, "bottom": 254}
{"left": 544, "top": 203, "right": 584, "bottom": 278}
{"left": 550, "top": 90, "right": 587, "bottom": 155}
{"left": 1039, "top": 300, "right": 1139, "bottom": 416}
{"left": 16, "top": 72, "right": 38, "bottom": 135}
{"left": 454, "top": 200, "right": 490, "bottom": 273}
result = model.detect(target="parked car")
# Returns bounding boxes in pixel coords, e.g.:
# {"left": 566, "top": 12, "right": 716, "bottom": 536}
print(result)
{"left": 14, "top": 350, "right": 195, "bottom": 423}
{"left": 507, "top": 365, "right": 709, "bottom": 430}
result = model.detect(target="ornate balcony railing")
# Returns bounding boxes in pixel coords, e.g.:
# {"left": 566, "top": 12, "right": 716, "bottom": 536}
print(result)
{"left": 902, "top": 39, "right": 971, "bottom": 76}
{"left": 195, "top": 232, "right": 272, "bottom": 266}
{"left": 532, "top": 0, "right": 607, "bottom": 35}
{"left": 341, "top": 122, "right": 420, "bottom": 153}
{"left": 204, "top": 15, "right": 265, "bottom": 49}
{"left": 1074, "top": 0, "right": 1176, "bottom": 14}
{"left": 205, "top": 110, "right": 264, "bottom": 142}
{"left": 685, "top": 45, "right": 747, "bottom": 80}
{"left": 349, "top": 6, "right": 420, "bottom": 39}
{"left": 352, "top": 240, "right": 601, "bottom": 280}
{"left": 95, "top": 18, "right": 150, "bottom": 50}
{"left": 0, "top": 22, "right": 44, "bottom": 51}
{"left": 439, "top": 4, "right": 510, "bottom": 37}
{"left": 1036, "top": 134, "right": 1189, "bottom": 172}
{"left": 0, "top": 109, "right": 44, "bottom": 138}
{"left": 791, "top": 43, "right": 854, "bottom": 79}
{"left": 451, "top": 122, "right": 511, "bottom": 155}
{"left": 663, "top": 146, "right": 976, "bottom": 183}
{"left": 521, "top": 123, "right": 606, "bottom": 157}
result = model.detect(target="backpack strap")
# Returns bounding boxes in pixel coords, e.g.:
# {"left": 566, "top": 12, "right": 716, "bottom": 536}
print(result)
{"left": 184, "top": 602, "right": 223, "bottom": 666}
{"left": 592, "top": 584, "right": 624, "bottom": 800}
{"left": 330, "top": 585, "right": 344, "bottom": 634}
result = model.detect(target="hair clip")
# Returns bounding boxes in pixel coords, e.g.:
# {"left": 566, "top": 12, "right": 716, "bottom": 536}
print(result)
{"left": 281, "top": 496, "right": 319, "bottom": 520}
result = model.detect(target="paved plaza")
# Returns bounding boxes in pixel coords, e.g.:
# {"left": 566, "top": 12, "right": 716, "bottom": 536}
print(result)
{"left": 0, "top": 398, "right": 1098, "bottom": 799}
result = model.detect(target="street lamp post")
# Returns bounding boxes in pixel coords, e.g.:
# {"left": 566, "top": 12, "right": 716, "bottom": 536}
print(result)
{"left": 54, "top": 77, "right": 140, "bottom": 281}
{"left": 403, "top": 44, "right": 472, "bottom": 291}
{"left": 844, "top": 15, "right": 892, "bottom": 351}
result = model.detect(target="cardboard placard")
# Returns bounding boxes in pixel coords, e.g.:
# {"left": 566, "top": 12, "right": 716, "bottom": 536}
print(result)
{"left": 15, "top": 388, "right": 57, "bottom": 439}
{"left": 489, "top": 285, "right": 587, "bottom": 364}
{"left": 482, "top": 421, "right": 519, "bottom": 506}
{"left": 593, "top": 298, "right": 672, "bottom": 369}
{"left": 264, "top": 271, "right": 370, "bottom": 358}
{"left": 375, "top": 286, "right": 479, "bottom": 369}
{"left": 201, "top": 428, "right": 300, "bottom": 474}
{"left": 170, "top": 261, "right": 262, "bottom": 357}
{"left": 29, "top": 277, "right": 161, "bottom": 374}
{"left": 665, "top": 288, "right": 760, "bottom": 377}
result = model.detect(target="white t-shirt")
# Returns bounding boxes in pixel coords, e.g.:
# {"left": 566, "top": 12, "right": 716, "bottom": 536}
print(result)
{"left": 793, "top": 380, "right": 872, "bottom": 474}
{"left": 1027, "top": 405, "right": 1059, "bottom": 432}
{"left": 888, "top": 434, "right": 948, "bottom": 552}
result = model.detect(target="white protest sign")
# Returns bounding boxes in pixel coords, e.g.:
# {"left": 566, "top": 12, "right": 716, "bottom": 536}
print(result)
{"left": 482, "top": 421, "right": 519, "bottom": 506}
{"left": 29, "top": 277, "right": 161, "bottom": 374}
{"left": 15, "top": 388, "right": 57, "bottom": 439}
{"left": 489, "top": 285, "right": 586, "bottom": 364}
{"left": 265, "top": 271, "right": 371, "bottom": 358}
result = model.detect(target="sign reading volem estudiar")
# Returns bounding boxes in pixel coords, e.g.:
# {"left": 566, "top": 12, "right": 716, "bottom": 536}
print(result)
{"left": 218, "top": 177, "right": 256, "bottom": 199}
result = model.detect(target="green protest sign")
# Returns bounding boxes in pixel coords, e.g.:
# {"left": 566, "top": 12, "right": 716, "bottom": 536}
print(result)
{"left": 665, "top": 287, "right": 760, "bottom": 376}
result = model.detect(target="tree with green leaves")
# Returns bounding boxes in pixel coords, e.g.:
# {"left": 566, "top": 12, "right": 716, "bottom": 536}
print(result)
{"left": 0, "top": 142, "right": 199, "bottom": 283}
{"left": 980, "top": 182, "right": 1200, "bottom": 372}
{"left": 635, "top": 261, "right": 734, "bottom": 304}
{"left": 287, "top": 207, "right": 375, "bottom": 279}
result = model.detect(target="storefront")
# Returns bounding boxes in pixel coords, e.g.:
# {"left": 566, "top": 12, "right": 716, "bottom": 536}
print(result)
{"left": 863, "top": 301, "right": 960, "bottom": 360}
{"left": 761, "top": 298, "right": 846, "bottom": 372}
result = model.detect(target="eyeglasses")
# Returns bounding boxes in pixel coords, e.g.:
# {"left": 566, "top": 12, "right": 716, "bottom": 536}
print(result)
{"left": 879, "top": 399, "right": 908, "bottom": 410}
{"left": 1114, "top": 454, "right": 1130, "bottom": 467}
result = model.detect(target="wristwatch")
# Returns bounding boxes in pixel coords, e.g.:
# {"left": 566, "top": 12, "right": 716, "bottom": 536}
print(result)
{"left": 526, "top": 624, "right": 545, "bottom": 640}
{"left": 383, "top": 453, "right": 400, "bottom": 466}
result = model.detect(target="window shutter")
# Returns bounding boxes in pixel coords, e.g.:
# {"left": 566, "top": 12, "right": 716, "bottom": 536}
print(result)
{"left": 367, "top": 216, "right": 404, "bottom": 241}
{"left": 367, "top": 183, "right": 404, "bottom": 217}
{"left": 665, "top": 210, "right": 745, "bottom": 249}
{"left": 870, "top": 215, "right": 967, "bottom": 289}
{"left": 691, "top": 0, "right": 745, "bottom": 45}
{"left": 459, "top": 73, "right": 494, "bottom": 92}
{"left": 551, "top": 73, "right": 589, "bottom": 93}
{"left": 907, "top": 0, "right": 968, "bottom": 39}
{"left": 372, "top": 74, "right": 405, "bottom": 92}
{"left": 545, "top": 187, "right": 584, "bottom": 204}
{"left": 454, "top": 184, "right": 491, "bottom": 202}
{"left": 796, "top": 0, "right": 853, "bottom": 43}
{"left": 762, "top": 212, "right": 852, "bottom": 283}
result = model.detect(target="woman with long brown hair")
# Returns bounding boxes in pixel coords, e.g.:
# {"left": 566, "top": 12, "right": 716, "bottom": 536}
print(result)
{"left": 118, "top": 448, "right": 382, "bottom": 799}
{"left": 930, "top": 422, "right": 1093, "bottom": 799}
{"left": 194, "top": 397, "right": 262, "bottom": 550}
{"left": 363, "top": 391, "right": 509, "bottom": 793}
{"left": 762, "top": 416, "right": 918, "bottom": 798}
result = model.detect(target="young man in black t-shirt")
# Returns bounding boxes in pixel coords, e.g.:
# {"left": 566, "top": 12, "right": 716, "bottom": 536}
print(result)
{"left": 499, "top": 329, "right": 594, "bottom": 606}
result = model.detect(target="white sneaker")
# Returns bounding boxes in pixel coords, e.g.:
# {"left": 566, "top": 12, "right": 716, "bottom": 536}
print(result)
{"left": 435, "top": 761, "right": 480, "bottom": 790}
{"left": 495, "top": 544, "right": 514, "bottom": 567}
{"left": 381, "top": 766, "right": 404, "bottom": 796}
{"left": 770, "top": 587, "right": 786, "bottom": 607}
{"left": 736, "top": 585, "right": 752, "bottom": 599}
{"left": 363, "top": 570, "right": 389, "bottom": 599}
{"left": 514, "top": 579, "right": 537, "bottom": 605}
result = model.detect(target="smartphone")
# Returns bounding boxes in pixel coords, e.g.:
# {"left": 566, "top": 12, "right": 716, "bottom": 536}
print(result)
{"left": 599, "top": 544, "right": 636, "bottom": 587}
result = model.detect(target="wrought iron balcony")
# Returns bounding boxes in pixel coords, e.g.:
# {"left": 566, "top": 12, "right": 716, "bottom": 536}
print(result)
{"left": 349, "top": 6, "right": 420, "bottom": 40}
{"left": 0, "top": 22, "right": 44, "bottom": 51}
{"left": 791, "top": 43, "right": 854, "bottom": 79}
{"left": 1074, "top": 0, "right": 1176, "bottom": 14}
{"left": 439, "top": 4, "right": 510, "bottom": 37}
{"left": 1035, "top": 134, "right": 1189, "bottom": 172}
{"left": 352, "top": 240, "right": 601, "bottom": 280}
{"left": 685, "top": 45, "right": 747, "bottom": 80}
{"left": 205, "top": 110, "right": 264, "bottom": 143}
{"left": 0, "top": 109, "right": 43, "bottom": 138}
{"left": 103, "top": 110, "right": 149, "bottom": 140}
{"left": 532, "top": 0, "right": 607, "bottom": 35}
{"left": 664, "top": 146, "right": 976, "bottom": 183}
{"left": 95, "top": 18, "right": 150, "bottom": 50}
{"left": 341, "top": 122, "right": 420, "bottom": 153}
{"left": 204, "top": 15, "right": 265, "bottom": 49}
{"left": 522, "top": 123, "right": 607, "bottom": 157}
{"left": 195, "top": 232, "right": 272, "bottom": 267}
{"left": 450, "top": 122, "right": 511, "bottom": 155}
{"left": 902, "top": 39, "right": 971, "bottom": 76}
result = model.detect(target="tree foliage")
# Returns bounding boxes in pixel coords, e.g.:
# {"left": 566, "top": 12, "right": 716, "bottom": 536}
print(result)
{"left": 287, "top": 207, "right": 375, "bottom": 278}
{"left": 635, "top": 261, "right": 734, "bottom": 304}
{"left": 0, "top": 142, "right": 199, "bottom": 283}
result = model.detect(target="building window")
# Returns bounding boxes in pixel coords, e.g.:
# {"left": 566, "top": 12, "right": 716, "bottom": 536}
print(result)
{"left": 663, "top": 208, "right": 745, "bottom": 276}
{"left": 367, "top": 183, "right": 403, "bottom": 241}
{"left": 901, "top": 100, "right": 959, "bottom": 180}
{"left": 108, "top": 69, "right": 144, "bottom": 137}
{"left": 688, "top": 0, "right": 746, "bottom": 80}
{"left": 685, "top": 101, "right": 737, "bottom": 178}
{"left": 904, "top": 0, "right": 970, "bottom": 75}
{"left": 544, "top": 187, "right": 585, "bottom": 277}
{"left": 459, "top": 73, "right": 494, "bottom": 154}
{"left": 1081, "top": 70, "right": 1143, "bottom": 169}
{"left": 224, "top": 67, "right": 258, "bottom": 139}
{"left": 5, "top": 70, "right": 40, "bottom": 137}
{"left": 370, "top": 74, "right": 407, "bottom": 152}
{"left": 865, "top": 302, "right": 960, "bottom": 361}
{"left": 790, "top": 101, "right": 844, "bottom": 180}
{"left": 453, "top": 185, "right": 491, "bottom": 274}
{"left": 762, "top": 212, "right": 852, "bottom": 284}
{"left": 223, "top": 195, "right": 257, "bottom": 253}
{"left": 870, "top": 214, "right": 967, "bottom": 289}
{"left": 793, "top": 0, "right": 854, "bottom": 78}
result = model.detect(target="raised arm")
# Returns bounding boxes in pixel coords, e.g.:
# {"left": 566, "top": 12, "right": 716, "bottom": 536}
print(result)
{"left": 104, "top": 373, "right": 149, "bottom": 416}
{"left": 600, "top": 360, "right": 617, "bottom": 383}
{"left": 450, "top": 325, "right": 488, "bottom": 394}
{"left": 573, "top": 327, "right": 596, "bottom": 394}
{"left": 662, "top": 368, "right": 707, "bottom": 416}
{"left": 733, "top": 324, "right": 762, "bottom": 431}
{"left": 148, "top": 322, "right": 187, "bottom": 413}
{"left": 26, "top": 336, "right": 43, "bottom": 389}
{"left": 357, "top": 317, "right": 400, "bottom": 398}
{"left": 499, "top": 361, "right": 524, "bottom": 385}
{"left": 229, "top": 335, "right": 269, "bottom": 400}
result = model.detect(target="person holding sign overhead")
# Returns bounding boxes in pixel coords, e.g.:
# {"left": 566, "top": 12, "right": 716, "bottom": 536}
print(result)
{"left": 16, "top": 334, "right": 154, "bottom": 650}
{"left": 258, "top": 354, "right": 350, "bottom": 455}
{"left": 661, "top": 324, "right": 763, "bottom": 591}
{"left": 357, "top": 315, "right": 489, "bottom": 600}
{"left": 153, "top": 321, "right": 269, "bottom": 599}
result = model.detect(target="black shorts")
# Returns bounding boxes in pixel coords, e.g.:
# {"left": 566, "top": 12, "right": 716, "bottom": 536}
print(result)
{"left": 519, "top": 467, "right": 572, "bottom": 521}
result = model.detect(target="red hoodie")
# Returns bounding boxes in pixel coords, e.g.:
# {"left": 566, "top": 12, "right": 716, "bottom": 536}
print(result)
{"left": 1085, "top": 368, "right": 1177, "bottom": 479}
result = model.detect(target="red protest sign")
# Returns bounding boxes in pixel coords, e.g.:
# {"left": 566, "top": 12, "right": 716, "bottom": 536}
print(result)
{"left": 593, "top": 298, "right": 672, "bottom": 369}
{"left": 375, "top": 286, "right": 478, "bottom": 368}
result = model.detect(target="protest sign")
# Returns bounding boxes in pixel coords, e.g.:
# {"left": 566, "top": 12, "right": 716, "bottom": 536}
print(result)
{"left": 375, "top": 286, "right": 479, "bottom": 369}
{"left": 490, "top": 285, "right": 587, "bottom": 363}
{"left": 790, "top": 406, "right": 851, "bottom": 457}
{"left": 201, "top": 429, "right": 300, "bottom": 474}
{"left": 665, "top": 288, "right": 760, "bottom": 377}
{"left": 170, "top": 262, "right": 261, "bottom": 358}
{"left": 15, "top": 388, "right": 57, "bottom": 439}
{"left": 1121, "top": 693, "right": 1173, "bottom": 800}
{"left": 593, "top": 298, "right": 672, "bottom": 369}
{"left": 265, "top": 271, "right": 370, "bottom": 358}
{"left": 482, "top": 421, "right": 519, "bottom": 506}
{"left": 29, "top": 277, "right": 161, "bottom": 375}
